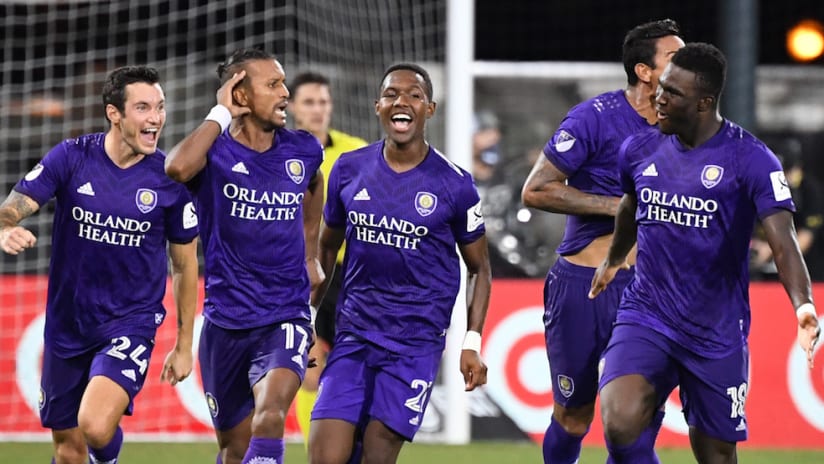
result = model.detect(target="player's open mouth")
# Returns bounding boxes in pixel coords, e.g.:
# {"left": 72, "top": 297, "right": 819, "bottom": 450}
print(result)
{"left": 140, "top": 127, "right": 159, "bottom": 144}
{"left": 390, "top": 113, "right": 412, "bottom": 131}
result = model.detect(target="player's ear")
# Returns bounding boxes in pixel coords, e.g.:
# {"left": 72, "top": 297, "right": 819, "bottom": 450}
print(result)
{"left": 374, "top": 99, "right": 380, "bottom": 115}
{"left": 634, "top": 62, "right": 652, "bottom": 84}
{"left": 697, "top": 95, "right": 715, "bottom": 113}
{"left": 426, "top": 101, "right": 436, "bottom": 119}
{"left": 105, "top": 104, "right": 121, "bottom": 125}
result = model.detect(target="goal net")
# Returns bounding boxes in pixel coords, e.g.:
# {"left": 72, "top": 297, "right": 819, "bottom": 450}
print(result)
{"left": 0, "top": 0, "right": 452, "bottom": 442}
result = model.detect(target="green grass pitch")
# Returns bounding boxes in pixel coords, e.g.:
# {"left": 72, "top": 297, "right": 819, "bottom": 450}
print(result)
{"left": 3, "top": 441, "right": 824, "bottom": 463}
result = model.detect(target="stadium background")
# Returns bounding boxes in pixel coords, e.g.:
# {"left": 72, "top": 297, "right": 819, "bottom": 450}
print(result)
{"left": 1, "top": 0, "right": 823, "bottom": 458}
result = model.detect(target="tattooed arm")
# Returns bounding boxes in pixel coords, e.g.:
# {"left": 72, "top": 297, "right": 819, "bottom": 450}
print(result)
{"left": 0, "top": 191, "right": 40, "bottom": 255}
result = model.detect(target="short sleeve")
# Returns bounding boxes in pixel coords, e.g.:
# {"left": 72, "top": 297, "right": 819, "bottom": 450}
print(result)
{"left": 14, "top": 141, "right": 71, "bottom": 206}
{"left": 450, "top": 175, "right": 486, "bottom": 244}
{"left": 165, "top": 184, "right": 199, "bottom": 244}
{"left": 618, "top": 135, "right": 637, "bottom": 195}
{"left": 323, "top": 160, "right": 346, "bottom": 228}
{"left": 542, "top": 116, "right": 594, "bottom": 177}
{"left": 741, "top": 146, "right": 796, "bottom": 220}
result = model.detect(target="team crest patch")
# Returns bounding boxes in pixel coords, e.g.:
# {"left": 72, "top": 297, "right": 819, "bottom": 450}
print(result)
{"left": 286, "top": 159, "right": 305, "bottom": 184}
{"left": 553, "top": 130, "right": 576, "bottom": 153}
{"left": 205, "top": 392, "right": 219, "bottom": 418}
{"left": 701, "top": 165, "right": 724, "bottom": 189}
{"left": 557, "top": 374, "right": 575, "bottom": 398}
{"left": 415, "top": 192, "right": 438, "bottom": 216}
{"left": 135, "top": 188, "right": 157, "bottom": 213}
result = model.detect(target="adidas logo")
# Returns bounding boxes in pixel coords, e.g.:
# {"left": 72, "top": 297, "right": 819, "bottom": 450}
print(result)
{"left": 121, "top": 369, "right": 136, "bottom": 382}
{"left": 735, "top": 418, "right": 747, "bottom": 432}
{"left": 89, "top": 456, "right": 118, "bottom": 464}
{"left": 291, "top": 354, "right": 304, "bottom": 368}
{"left": 642, "top": 163, "right": 658, "bottom": 177}
{"left": 76, "top": 182, "right": 95, "bottom": 196}
{"left": 353, "top": 188, "right": 371, "bottom": 201}
{"left": 231, "top": 162, "right": 249, "bottom": 175}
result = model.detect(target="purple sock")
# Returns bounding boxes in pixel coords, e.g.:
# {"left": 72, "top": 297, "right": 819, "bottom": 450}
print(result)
{"left": 542, "top": 419, "right": 585, "bottom": 464}
{"left": 88, "top": 426, "right": 123, "bottom": 463}
{"left": 242, "top": 437, "right": 284, "bottom": 464}
{"left": 216, "top": 451, "right": 223, "bottom": 464}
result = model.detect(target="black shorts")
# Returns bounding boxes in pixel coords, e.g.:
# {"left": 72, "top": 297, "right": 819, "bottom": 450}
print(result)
{"left": 317, "top": 265, "right": 343, "bottom": 345}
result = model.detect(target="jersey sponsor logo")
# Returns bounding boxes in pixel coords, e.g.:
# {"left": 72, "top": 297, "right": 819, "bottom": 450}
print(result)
{"left": 76, "top": 182, "right": 95, "bottom": 196}
{"left": 642, "top": 163, "right": 659, "bottom": 177}
{"left": 348, "top": 211, "right": 429, "bottom": 250}
{"left": 770, "top": 170, "right": 792, "bottom": 201}
{"left": 135, "top": 188, "right": 158, "bottom": 213}
{"left": 701, "top": 165, "right": 724, "bottom": 189}
{"left": 205, "top": 392, "right": 219, "bottom": 417}
{"left": 415, "top": 192, "right": 438, "bottom": 217}
{"left": 231, "top": 161, "right": 249, "bottom": 175}
{"left": 353, "top": 188, "right": 371, "bottom": 201}
{"left": 556, "top": 374, "right": 574, "bottom": 398}
{"left": 183, "top": 202, "right": 198, "bottom": 229}
{"left": 71, "top": 206, "right": 151, "bottom": 247}
{"left": 639, "top": 187, "right": 718, "bottom": 229}
{"left": 222, "top": 183, "right": 303, "bottom": 221}
{"left": 285, "top": 159, "right": 305, "bottom": 184}
{"left": 467, "top": 200, "right": 484, "bottom": 233}
{"left": 24, "top": 163, "right": 44, "bottom": 181}
{"left": 553, "top": 130, "right": 576, "bottom": 153}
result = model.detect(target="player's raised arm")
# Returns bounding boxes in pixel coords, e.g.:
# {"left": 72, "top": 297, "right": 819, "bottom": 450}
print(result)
{"left": 0, "top": 191, "right": 40, "bottom": 255}
{"left": 522, "top": 155, "right": 621, "bottom": 216}
{"left": 761, "top": 210, "right": 820, "bottom": 367}
{"left": 589, "top": 193, "right": 637, "bottom": 299}
{"left": 160, "top": 238, "right": 199, "bottom": 386}
{"left": 165, "top": 71, "right": 250, "bottom": 182}
{"left": 303, "top": 169, "right": 325, "bottom": 292}
{"left": 458, "top": 236, "right": 492, "bottom": 391}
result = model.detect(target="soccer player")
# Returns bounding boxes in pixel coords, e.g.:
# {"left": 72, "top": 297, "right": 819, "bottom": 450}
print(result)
{"left": 589, "top": 43, "right": 821, "bottom": 464}
{"left": 520, "top": 19, "right": 683, "bottom": 463}
{"left": 287, "top": 71, "right": 368, "bottom": 445}
{"left": 165, "top": 48, "right": 324, "bottom": 464}
{"left": 306, "top": 63, "right": 491, "bottom": 464}
{"left": 0, "top": 66, "right": 199, "bottom": 464}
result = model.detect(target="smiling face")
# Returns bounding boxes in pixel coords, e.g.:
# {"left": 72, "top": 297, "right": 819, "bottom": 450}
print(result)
{"left": 375, "top": 69, "right": 435, "bottom": 145}
{"left": 234, "top": 58, "right": 290, "bottom": 130}
{"left": 106, "top": 82, "right": 166, "bottom": 156}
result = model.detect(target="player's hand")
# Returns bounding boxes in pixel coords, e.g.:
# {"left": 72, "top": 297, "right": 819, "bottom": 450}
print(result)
{"left": 306, "top": 257, "right": 325, "bottom": 292}
{"left": 588, "top": 258, "right": 630, "bottom": 299}
{"left": 160, "top": 347, "right": 193, "bottom": 386}
{"left": 797, "top": 312, "right": 820, "bottom": 369}
{"left": 0, "top": 226, "right": 36, "bottom": 255}
{"left": 216, "top": 71, "right": 252, "bottom": 118}
{"left": 460, "top": 350, "right": 488, "bottom": 391}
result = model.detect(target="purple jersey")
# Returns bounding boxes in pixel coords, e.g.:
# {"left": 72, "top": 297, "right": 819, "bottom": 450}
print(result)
{"left": 617, "top": 120, "right": 795, "bottom": 357}
{"left": 324, "top": 142, "right": 486, "bottom": 354}
{"left": 543, "top": 89, "right": 653, "bottom": 255}
{"left": 188, "top": 129, "right": 323, "bottom": 329}
{"left": 14, "top": 133, "right": 198, "bottom": 357}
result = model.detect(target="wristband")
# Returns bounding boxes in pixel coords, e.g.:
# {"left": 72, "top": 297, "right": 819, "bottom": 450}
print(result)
{"left": 205, "top": 104, "right": 232, "bottom": 132}
{"left": 462, "top": 330, "right": 482, "bottom": 353}
{"left": 796, "top": 303, "right": 817, "bottom": 320}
